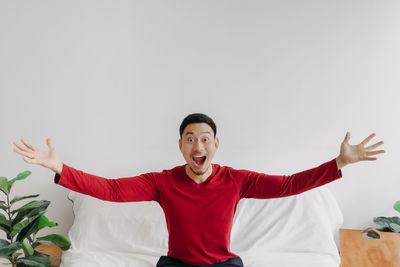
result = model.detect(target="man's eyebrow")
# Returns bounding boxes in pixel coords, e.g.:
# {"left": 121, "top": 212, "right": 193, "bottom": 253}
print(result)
{"left": 184, "top": 131, "right": 211, "bottom": 136}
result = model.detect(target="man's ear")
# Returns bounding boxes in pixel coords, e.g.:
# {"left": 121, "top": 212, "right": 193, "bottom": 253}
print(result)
{"left": 215, "top": 137, "right": 220, "bottom": 149}
{"left": 179, "top": 139, "right": 182, "bottom": 151}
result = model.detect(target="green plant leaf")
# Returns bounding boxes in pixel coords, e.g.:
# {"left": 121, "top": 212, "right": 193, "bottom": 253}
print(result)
{"left": 0, "top": 203, "right": 8, "bottom": 212}
{"left": 12, "top": 200, "right": 50, "bottom": 225}
{"left": 0, "top": 213, "right": 10, "bottom": 227}
{"left": 11, "top": 200, "right": 48, "bottom": 215}
{"left": 37, "top": 215, "right": 58, "bottom": 232}
{"left": 37, "top": 234, "right": 71, "bottom": 250}
{"left": 0, "top": 224, "right": 11, "bottom": 235}
{"left": 22, "top": 239, "right": 34, "bottom": 257}
{"left": 0, "top": 242, "right": 22, "bottom": 257}
{"left": 18, "top": 253, "right": 51, "bottom": 267}
{"left": 11, "top": 194, "right": 40, "bottom": 205}
{"left": 0, "top": 239, "right": 10, "bottom": 247}
{"left": 374, "top": 217, "right": 392, "bottom": 228}
{"left": 394, "top": 200, "right": 400, "bottom": 213}
{"left": 389, "top": 222, "right": 400, "bottom": 233}
{"left": 373, "top": 216, "right": 400, "bottom": 232}
{"left": 16, "top": 216, "right": 41, "bottom": 242}
{"left": 7, "top": 171, "right": 31, "bottom": 191}
{"left": 377, "top": 227, "right": 393, "bottom": 232}
{"left": 0, "top": 177, "right": 9, "bottom": 195}
{"left": 11, "top": 214, "right": 41, "bottom": 238}
{"left": 390, "top": 216, "right": 400, "bottom": 225}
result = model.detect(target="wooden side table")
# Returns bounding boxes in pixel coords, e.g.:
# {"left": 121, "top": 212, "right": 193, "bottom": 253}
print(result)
{"left": 34, "top": 244, "right": 62, "bottom": 267}
{"left": 340, "top": 228, "right": 400, "bottom": 267}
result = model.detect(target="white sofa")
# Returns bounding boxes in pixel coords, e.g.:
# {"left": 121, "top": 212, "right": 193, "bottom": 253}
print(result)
{"left": 60, "top": 186, "right": 342, "bottom": 267}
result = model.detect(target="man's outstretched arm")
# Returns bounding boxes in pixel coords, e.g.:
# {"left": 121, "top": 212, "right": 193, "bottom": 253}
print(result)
{"left": 238, "top": 132, "right": 385, "bottom": 199}
{"left": 12, "top": 138, "right": 160, "bottom": 202}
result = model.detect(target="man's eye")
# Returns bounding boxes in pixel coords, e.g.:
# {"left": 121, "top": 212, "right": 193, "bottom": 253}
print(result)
{"left": 203, "top": 137, "right": 209, "bottom": 142}
{"left": 188, "top": 138, "right": 194, "bottom": 142}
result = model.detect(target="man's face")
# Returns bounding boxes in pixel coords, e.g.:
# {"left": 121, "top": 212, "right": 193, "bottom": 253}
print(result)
{"left": 179, "top": 123, "right": 219, "bottom": 176}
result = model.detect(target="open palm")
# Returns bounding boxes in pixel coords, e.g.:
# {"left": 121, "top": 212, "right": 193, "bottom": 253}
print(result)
{"left": 339, "top": 132, "right": 385, "bottom": 165}
{"left": 13, "top": 138, "right": 62, "bottom": 174}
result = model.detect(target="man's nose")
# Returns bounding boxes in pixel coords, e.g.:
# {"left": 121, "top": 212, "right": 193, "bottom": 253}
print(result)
{"left": 193, "top": 140, "right": 204, "bottom": 151}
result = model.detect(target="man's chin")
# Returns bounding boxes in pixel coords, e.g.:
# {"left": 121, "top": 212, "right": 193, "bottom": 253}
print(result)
{"left": 189, "top": 164, "right": 208, "bottom": 176}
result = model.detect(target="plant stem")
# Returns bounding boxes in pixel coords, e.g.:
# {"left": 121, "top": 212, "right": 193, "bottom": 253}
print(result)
{"left": 6, "top": 194, "right": 16, "bottom": 267}
{"left": 6, "top": 194, "right": 13, "bottom": 238}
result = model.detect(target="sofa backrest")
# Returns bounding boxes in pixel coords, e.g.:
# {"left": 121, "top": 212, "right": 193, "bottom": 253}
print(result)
{"left": 65, "top": 185, "right": 342, "bottom": 266}
{"left": 231, "top": 186, "right": 343, "bottom": 266}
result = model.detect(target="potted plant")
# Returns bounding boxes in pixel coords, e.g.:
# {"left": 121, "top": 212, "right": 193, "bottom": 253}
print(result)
{"left": 373, "top": 200, "right": 400, "bottom": 232}
{"left": 0, "top": 170, "right": 71, "bottom": 267}
{"left": 364, "top": 200, "right": 400, "bottom": 239}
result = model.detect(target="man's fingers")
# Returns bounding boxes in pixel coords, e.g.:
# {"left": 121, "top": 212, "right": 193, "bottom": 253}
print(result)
{"left": 14, "top": 148, "right": 34, "bottom": 159}
{"left": 13, "top": 141, "right": 30, "bottom": 152}
{"left": 22, "top": 156, "right": 38, "bottom": 164}
{"left": 343, "top": 132, "right": 350, "bottom": 143}
{"left": 366, "top": 141, "right": 384, "bottom": 151}
{"left": 21, "top": 138, "right": 36, "bottom": 151}
{"left": 46, "top": 138, "right": 54, "bottom": 150}
{"left": 364, "top": 157, "right": 377, "bottom": 161}
{"left": 361, "top": 133, "right": 376, "bottom": 146}
{"left": 366, "top": 150, "right": 385, "bottom": 156}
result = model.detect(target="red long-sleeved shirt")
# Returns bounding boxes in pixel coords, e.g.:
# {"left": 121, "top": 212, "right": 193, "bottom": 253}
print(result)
{"left": 55, "top": 158, "right": 342, "bottom": 265}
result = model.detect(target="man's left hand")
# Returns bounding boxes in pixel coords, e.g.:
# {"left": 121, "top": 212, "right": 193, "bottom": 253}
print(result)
{"left": 336, "top": 132, "right": 385, "bottom": 169}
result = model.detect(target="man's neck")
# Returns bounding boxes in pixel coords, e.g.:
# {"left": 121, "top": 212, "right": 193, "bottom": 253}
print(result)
{"left": 185, "top": 164, "right": 213, "bottom": 184}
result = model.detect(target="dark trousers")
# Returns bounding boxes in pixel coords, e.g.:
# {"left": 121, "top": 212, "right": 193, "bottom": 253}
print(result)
{"left": 156, "top": 256, "right": 244, "bottom": 267}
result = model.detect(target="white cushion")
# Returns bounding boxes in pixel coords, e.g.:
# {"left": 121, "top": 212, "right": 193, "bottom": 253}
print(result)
{"left": 231, "top": 186, "right": 342, "bottom": 267}
{"left": 61, "top": 186, "right": 342, "bottom": 267}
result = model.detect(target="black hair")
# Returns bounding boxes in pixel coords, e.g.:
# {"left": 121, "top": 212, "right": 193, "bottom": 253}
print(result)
{"left": 179, "top": 113, "right": 217, "bottom": 138}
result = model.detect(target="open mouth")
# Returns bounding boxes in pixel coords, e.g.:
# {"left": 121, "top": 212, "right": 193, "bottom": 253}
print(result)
{"left": 192, "top": 156, "right": 207, "bottom": 168}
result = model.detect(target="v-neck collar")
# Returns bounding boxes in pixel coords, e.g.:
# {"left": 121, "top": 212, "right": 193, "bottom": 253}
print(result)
{"left": 181, "top": 163, "right": 217, "bottom": 189}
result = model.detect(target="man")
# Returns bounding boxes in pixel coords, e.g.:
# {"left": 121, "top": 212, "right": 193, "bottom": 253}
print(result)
{"left": 13, "top": 113, "right": 385, "bottom": 267}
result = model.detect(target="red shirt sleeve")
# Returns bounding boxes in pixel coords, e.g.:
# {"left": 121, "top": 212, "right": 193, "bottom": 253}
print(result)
{"left": 236, "top": 158, "right": 342, "bottom": 199}
{"left": 54, "top": 163, "right": 161, "bottom": 203}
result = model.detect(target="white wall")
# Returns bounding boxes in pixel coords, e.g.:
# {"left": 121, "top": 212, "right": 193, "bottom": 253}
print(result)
{"left": 1, "top": 0, "right": 399, "bottom": 242}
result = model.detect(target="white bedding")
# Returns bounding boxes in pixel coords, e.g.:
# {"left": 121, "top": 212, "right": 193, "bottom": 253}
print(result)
{"left": 61, "top": 186, "right": 342, "bottom": 267}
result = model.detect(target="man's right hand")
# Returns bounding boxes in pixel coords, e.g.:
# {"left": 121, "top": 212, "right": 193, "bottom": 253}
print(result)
{"left": 13, "top": 138, "right": 63, "bottom": 175}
